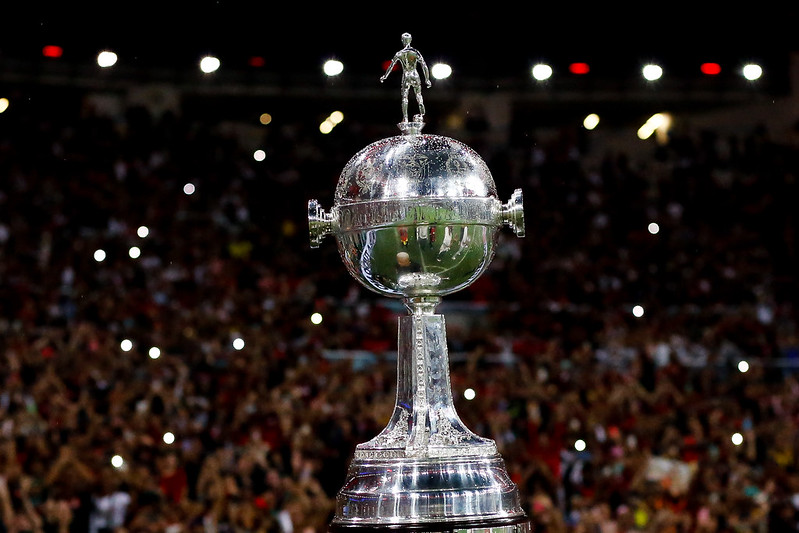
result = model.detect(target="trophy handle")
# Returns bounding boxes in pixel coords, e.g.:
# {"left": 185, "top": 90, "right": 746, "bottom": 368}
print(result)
{"left": 501, "top": 188, "right": 525, "bottom": 237}
{"left": 308, "top": 199, "right": 335, "bottom": 248}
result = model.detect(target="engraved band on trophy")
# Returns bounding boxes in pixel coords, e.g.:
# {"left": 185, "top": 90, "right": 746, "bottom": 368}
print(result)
{"left": 308, "top": 33, "right": 530, "bottom": 531}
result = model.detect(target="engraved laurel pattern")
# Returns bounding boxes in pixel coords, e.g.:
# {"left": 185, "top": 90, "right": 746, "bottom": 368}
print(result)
{"left": 360, "top": 409, "right": 409, "bottom": 449}
{"left": 354, "top": 158, "right": 380, "bottom": 197}
{"left": 428, "top": 410, "right": 470, "bottom": 446}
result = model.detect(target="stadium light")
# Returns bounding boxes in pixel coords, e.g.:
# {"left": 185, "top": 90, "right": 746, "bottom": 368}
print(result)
{"left": 42, "top": 45, "right": 63, "bottom": 58}
{"left": 700, "top": 62, "right": 721, "bottom": 75}
{"left": 531, "top": 63, "right": 553, "bottom": 81}
{"left": 642, "top": 64, "right": 663, "bottom": 81}
{"left": 431, "top": 62, "right": 452, "bottom": 80}
{"left": 200, "top": 56, "right": 221, "bottom": 73}
{"left": 323, "top": 59, "right": 344, "bottom": 76}
{"left": 742, "top": 63, "right": 762, "bottom": 81}
{"left": 569, "top": 62, "right": 590, "bottom": 75}
{"left": 97, "top": 50, "right": 118, "bottom": 67}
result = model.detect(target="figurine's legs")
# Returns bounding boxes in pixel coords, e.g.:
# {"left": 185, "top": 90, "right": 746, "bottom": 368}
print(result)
{"left": 401, "top": 88, "right": 410, "bottom": 122}
{"left": 414, "top": 87, "right": 425, "bottom": 117}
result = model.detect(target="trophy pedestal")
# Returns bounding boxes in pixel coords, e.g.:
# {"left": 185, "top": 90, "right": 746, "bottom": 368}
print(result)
{"left": 330, "top": 517, "right": 531, "bottom": 532}
{"left": 331, "top": 303, "right": 529, "bottom": 530}
{"left": 331, "top": 456, "right": 530, "bottom": 531}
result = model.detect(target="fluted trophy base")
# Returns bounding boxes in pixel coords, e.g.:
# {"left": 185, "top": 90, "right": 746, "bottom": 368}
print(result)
{"left": 332, "top": 455, "right": 527, "bottom": 530}
{"left": 330, "top": 517, "right": 531, "bottom": 532}
{"left": 328, "top": 306, "right": 529, "bottom": 531}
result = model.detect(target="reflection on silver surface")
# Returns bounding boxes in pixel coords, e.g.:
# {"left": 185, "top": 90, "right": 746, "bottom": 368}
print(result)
{"left": 309, "top": 132, "right": 524, "bottom": 299}
{"left": 308, "top": 33, "right": 528, "bottom": 530}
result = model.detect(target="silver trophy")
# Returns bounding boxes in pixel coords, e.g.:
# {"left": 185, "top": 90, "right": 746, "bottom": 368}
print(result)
{"left": 309, "top": 33, "right": 529, "bottom": 531}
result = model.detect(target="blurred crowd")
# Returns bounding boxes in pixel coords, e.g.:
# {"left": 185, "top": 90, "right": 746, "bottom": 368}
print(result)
{"left": 1, "top": 86, "right": 798, "bottom": 533}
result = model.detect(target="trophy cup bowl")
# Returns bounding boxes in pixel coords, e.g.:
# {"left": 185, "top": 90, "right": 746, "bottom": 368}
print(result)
{"left": 308, "top": 33, "right": 529, "bottom": 532}
{"left": 309, "top": 133, "right": 524, "bottom": 299}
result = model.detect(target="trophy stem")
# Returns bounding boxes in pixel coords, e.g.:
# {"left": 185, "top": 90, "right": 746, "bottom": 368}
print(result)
{"left": 404, "top": 295, "right": 441, "bottom": 315}
{"left": 332, "top": 301, "right": 528, "bottom": 528}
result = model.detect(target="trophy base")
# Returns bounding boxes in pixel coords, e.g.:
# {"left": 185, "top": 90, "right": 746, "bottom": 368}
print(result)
{"left": 332, "top": 454, "right": 527, "bottom": 530}
{"left": 329, "top": 515, "right": 532, "bottom": 532}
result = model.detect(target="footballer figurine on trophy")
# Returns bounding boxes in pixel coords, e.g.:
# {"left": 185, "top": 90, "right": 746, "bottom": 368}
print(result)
{"left": 309, "top": 33, "right": 530, "bottom": 532}
{"left": 381, "top": 32, "right": 431, "bottom": 128}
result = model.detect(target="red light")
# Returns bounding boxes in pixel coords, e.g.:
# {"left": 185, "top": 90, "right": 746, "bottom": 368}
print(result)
{"left": 700, "top": 62, "right": 721, "bottom": 75}
{"left": 42, "top": 45, "right": 63, "bottom": 58}
{"left": 569, "top": 62, "right": 590, "bottom": 75}
{"left": 248, "top": 56, "right": 265, "bottom": 67}
{"left": 382, "top": 60, "right": 399, "bottom": 72}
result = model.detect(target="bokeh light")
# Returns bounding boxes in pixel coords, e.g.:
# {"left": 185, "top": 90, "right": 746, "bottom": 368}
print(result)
{"left": 42, "top": 45, "right": 63, "bottom": 58}
{"left": 329, "top": 111, "right": 344, "bottom": 124}
{"left": 431, "top": 63, "right": 452, "bottom": 80}
{"left": 128, "top": 246, "right": 141, "bottom": 259}
{"left": 731, "top": 432, "right": 744, "bottom": 446}
{"left": 120, "top": 339, "right": 133, "bottom": 352}
{"left": 742, "top": 63, "right": 762, "bottom": 81}
{"left": 648, "top": 222, "right": 660, "bottom": 234}
{"left": 323, "top": 59, "right": 344, "bottom": 76}
{"left": 575, "top": 439, "right": 587, "bottom": 452}
{"left": 183, "top": 183, "right": 195, "bottom": 195}
{"left": 464, "top": 388, "right": 476, "bottom": 400}
{"left": 0, "top": 98, "right": 8, "bottom": 113}
{"left": 111, "top": 455, "right": 124, "bottom": 468}
{"left": 311, "top": 312, "right": 323, "bottom": 325}
{"left": 570, "top": 62, "right": 590, "bottom": 75}
{"left": 632, "top": 305, "right": 645, "bottom": 318}
{"left": 583, "top": 113, "right": 600, "bottom": 130}
{"left": 200, "top": 56, "right": 220, "bottom": 73}
{"left": 253, "top": 149, "right": 266, "bottom": 161}
{"left": 531, "top": 63, "right": 553, "bottom": 81}
{"left": 148, "top": 347, "right": 161, "bottom": 359}
{"left": 638, "top": 113, "right": 671, "bottom": 141}
{"left": 642, "top": 64, "right": 663, "bottom": 81}
{"left": 163, "top": 432, "right": 175, "bottom": 444}
{"left": 94, "top": 249, "right": 106, "bottom": 262}
{"left": 137, "top": 225, "right": 149, "bottom": 238}
{"left": 232, "top": 337, "right": 245, "bottom": 350}
{"left": 738, "top": 360, "right": 750, "bottom": 373}
{"left": 97, "top": 50, "right": 118, "bottom": 67}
